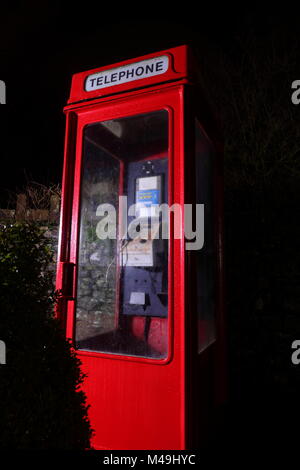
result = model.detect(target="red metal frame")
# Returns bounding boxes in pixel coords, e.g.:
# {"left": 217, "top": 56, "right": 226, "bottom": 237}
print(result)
{"left": 67, "top": 45, "right": 192, "bottom": 105}
{"left": 56, "top": 45, "right": 225, "bottom": 450}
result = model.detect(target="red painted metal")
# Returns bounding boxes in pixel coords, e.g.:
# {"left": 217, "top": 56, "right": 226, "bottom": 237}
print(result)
{"left": 67, "top": 45, "right": 193, "bottom": 105}
{"left": 57, "top": 45, "right": 226, "bottom": 450}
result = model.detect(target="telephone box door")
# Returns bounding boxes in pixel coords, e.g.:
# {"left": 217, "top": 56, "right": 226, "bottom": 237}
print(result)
{"left": 59, "top": 86, "right": 187, "bottom": 450}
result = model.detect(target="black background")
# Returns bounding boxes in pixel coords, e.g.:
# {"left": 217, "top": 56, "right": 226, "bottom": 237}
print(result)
{"left": 0, "top": 3, "right": 296, "bottom": 200}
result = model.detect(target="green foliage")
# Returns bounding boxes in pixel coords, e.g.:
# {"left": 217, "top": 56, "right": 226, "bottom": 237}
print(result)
{"left": 0, "top": 223, "right": 93, "bottom": 449}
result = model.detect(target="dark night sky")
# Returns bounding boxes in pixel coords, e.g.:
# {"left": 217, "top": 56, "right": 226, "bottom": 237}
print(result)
{"left": 0, "top": 3, "right": 298, "bottom": 204}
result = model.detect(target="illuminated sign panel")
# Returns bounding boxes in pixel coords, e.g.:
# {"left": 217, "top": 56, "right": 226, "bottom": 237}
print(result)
{"left": 85, "top": 55, "right": 169, "bottom": 91}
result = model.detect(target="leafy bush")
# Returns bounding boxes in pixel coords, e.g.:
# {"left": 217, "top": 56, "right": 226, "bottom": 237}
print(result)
{"left": 0, "top": 223, "right": 93, "bottom": 449}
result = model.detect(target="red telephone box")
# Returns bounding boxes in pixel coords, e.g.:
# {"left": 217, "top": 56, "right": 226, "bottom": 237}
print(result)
{"left": 56, "top": 45, "right": 226, "bottom": 450}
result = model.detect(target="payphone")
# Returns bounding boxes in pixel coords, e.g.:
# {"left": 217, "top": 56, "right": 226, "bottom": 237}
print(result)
{"left": 56, "top": 45, "right": 226, "bottom": 450}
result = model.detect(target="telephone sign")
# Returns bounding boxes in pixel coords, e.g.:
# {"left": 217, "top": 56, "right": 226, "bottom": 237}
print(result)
{"left": 85, "top": 55, "right": 169, "bottom": 91}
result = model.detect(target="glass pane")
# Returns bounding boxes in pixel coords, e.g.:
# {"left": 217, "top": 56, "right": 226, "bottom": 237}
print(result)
{"left": 75, "top": 110, "right": 169, "bottom": 359}
{"left": 195, "top": 120, "right": 216, "bottom": 353}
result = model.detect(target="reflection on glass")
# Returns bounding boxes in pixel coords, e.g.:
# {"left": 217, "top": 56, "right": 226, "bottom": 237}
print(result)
{"left": 75, "top": 110, "right": 169, "bottom": 359}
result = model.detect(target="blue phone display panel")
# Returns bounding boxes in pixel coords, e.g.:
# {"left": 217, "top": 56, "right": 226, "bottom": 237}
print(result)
{"left": 136, "top": 189, "right": 160, "bottom": 205}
